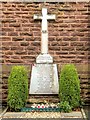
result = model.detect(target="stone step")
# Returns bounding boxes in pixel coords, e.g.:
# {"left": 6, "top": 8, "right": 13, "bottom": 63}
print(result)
{"left": 27, "top": 95, "right": 60, "bottom": 104}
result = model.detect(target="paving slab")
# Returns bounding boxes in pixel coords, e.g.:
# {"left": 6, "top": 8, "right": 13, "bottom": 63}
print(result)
{"left": 61, "top": 112, "right": 82, "bottom": 118}
{"left": 2, "top": 112, "right": 25, "bottom": 118}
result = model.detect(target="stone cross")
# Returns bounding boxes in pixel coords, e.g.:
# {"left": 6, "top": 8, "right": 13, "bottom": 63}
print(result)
{"left": 34, "top": 8, "right": 56, "bottom": 54}
{"left": 29, "top": 8, "right": 59, "bottom": 95}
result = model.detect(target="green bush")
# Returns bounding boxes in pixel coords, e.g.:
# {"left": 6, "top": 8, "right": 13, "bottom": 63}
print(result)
{"left": 59, "top": 64, "right": 80, "bottom": 108}
{"left": 59, "top": 101, "right": 72, "bottom": 113}
{"left": 8, "top": 66, "right": 28, "bottom": 111}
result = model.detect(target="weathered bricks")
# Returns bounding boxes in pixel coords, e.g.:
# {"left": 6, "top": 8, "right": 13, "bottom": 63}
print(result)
{"left": 12, "top": 37, "right": 24, "bottom": 41}
{"left": 0, "top": 37, "right": 11, "bottom": 41}
{"left": 9, "top": 23, "right": 20, "bottom": 27}
{"left": 20, "top": 42, "right": 29, "bottom": 46}
{"left": 15, "top": 50, "right": 27, "bottom": 55}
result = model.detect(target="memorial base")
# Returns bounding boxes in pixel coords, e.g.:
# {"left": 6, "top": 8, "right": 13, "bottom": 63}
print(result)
{"left": 29, "top": 64, "right": 59, "bottom": 94}
{"left": 36, "top": 54, "right": 53, "bottom": 63}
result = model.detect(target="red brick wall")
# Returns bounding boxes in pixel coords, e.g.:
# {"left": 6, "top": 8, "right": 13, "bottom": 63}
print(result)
{"left": 1, "top": 2, "right": 90, "bottom": 105}
{"left": 1, "top": 2, "right": 89, "bottom": 64}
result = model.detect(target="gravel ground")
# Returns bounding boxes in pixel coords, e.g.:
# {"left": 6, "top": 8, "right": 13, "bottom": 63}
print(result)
{"left": 21, "top": 112, "right": 61, "bottom": 118}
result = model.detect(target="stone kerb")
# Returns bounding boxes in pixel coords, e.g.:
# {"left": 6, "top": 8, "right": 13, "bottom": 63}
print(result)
{"left": 0, "top": 0, "right": 90, "bottom": 2}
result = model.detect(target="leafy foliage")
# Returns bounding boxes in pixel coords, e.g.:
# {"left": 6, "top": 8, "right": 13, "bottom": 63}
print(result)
{"left": 59, "top": 101, "right": 72, "bottom": 113}
{"left": 7, "top": 66, "right": 28, "bottom": 111}
{"left": 59, "top": 64, "right": 80, "bottom": 108}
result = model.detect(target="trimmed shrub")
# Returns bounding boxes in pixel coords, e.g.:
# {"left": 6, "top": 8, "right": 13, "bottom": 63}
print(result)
{"left": 59, "top": 64, "right": 80, "bottom": 108}
{"left": 8, "top": 66, "right": 28, "bottom": 111}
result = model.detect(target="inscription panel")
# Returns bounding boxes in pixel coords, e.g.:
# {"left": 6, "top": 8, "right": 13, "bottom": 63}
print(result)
{"left": 29, "top": 64, "right": 59, "bottom": 94}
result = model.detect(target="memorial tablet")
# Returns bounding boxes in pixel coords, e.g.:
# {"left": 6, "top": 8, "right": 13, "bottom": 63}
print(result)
{"left": 29, "top": 64, "right": 59, "bottom": 94}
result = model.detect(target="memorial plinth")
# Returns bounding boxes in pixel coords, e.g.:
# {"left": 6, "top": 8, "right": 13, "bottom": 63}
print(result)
{"left": 29, "top": 8, "right": 59, "bottom": 95}
{"left": 36, "top": 54, "right": 53, "bottom": 63}
{"left": 30, "top": 64, "right": 58, "bottom": 94}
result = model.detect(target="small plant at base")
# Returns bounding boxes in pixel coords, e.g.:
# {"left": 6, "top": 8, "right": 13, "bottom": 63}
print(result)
{"left": 59, "top": 101, "right": 72, "bottom": 113}
{"left": 7, "top": 66, "right": 28, "bottom": 111}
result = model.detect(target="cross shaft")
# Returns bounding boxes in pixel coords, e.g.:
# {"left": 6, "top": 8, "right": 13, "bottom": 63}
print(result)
{"left": 34, "top": 8, "right": 56, "bottom": 54}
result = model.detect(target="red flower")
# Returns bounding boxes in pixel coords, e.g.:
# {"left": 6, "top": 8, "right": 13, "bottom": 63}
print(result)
{"left": 42, "top": 106, "right": 45, "bottom": 108}
{"left": 38, "top": 106, "right": 40, "bottom": 108}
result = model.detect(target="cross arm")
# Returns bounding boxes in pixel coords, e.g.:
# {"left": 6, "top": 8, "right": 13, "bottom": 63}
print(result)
{"left": 33, "top": 14, "right": 42, "bottom": 20}
{"left": 47, "top": 15, "right": 56, "bottom": 20}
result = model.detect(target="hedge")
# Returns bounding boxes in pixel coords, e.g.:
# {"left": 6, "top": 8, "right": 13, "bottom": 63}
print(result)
{"left": 7, "top": 66, "right": 28, "bottom": 111}
{"left": 59, "top": 64, "right": 80, "bottom": 108}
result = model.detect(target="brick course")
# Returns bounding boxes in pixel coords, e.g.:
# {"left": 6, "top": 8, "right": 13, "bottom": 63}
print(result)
{"left": 0, "top": 2, "right": 90, "bottom": 105}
